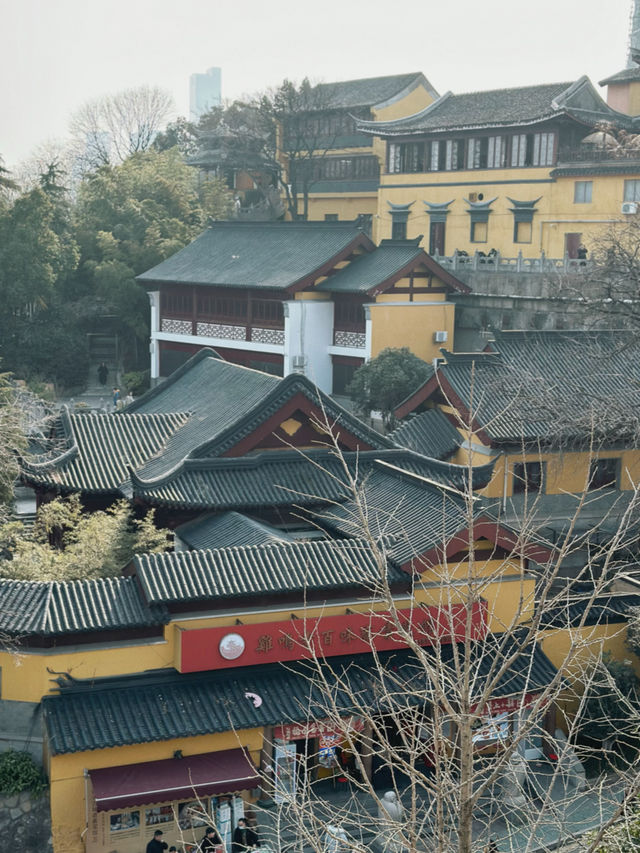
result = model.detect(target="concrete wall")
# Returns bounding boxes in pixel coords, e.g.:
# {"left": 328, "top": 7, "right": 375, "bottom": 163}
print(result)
{"left": 451, "top": 270, "right": 615, "bottom": 351}
{"left": 0, "top": 701, "right": 43, "bottom": 764}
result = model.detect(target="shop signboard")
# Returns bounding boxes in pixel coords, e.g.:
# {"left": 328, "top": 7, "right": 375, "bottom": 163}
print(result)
{"left": 273, "top": 716, "right": 364, "bottom": 742}
{"left": 472, "top": 693, "right": 539, "bottom": 716}
{"left": 180, "top": 602, "right": 487, "bottom": 673}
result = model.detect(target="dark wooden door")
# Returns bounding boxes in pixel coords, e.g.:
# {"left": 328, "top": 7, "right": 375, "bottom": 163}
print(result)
{"left": 565, "top": 232, "right": 581, "bottom": 259}
{"left": 429, "top": 221, "right": 446, "bottom": 255}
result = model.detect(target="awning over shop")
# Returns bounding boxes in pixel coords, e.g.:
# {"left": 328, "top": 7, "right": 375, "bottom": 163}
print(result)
{"left": 90, "top": 748, "right": 260, "bottom": 812}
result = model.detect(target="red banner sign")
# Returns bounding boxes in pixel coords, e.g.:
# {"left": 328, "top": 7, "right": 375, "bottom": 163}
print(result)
{"left": 179, "top": 602, "right": 487, "bottom": 673}
{"left": 474, "top": 693, "right": 539, "bottom": 716}
{"left": 274, "top": 717, "right": 365, "bottom": 742}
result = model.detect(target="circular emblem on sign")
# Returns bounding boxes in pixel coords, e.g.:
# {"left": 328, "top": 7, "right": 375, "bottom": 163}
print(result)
{"left": 219, "top": 633, "right": 246, "bottom": 660}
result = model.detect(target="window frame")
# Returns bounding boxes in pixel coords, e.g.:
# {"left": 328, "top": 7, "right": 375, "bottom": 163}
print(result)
{"left": 512, "top": 461, "right": 545, "bottom": 495}
{"left": 574, "top": 181, "right": 593, "bottom": 204}
{"left": 588, "top": 457, "right": 619, "bottom": 491}
{"left": 624, "top": 180, "right": 640, "bottom": 202}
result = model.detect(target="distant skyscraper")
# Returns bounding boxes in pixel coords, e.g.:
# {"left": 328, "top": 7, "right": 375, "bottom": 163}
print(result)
{"left": 190, "top": 67, "right": 222, "bottom": 121}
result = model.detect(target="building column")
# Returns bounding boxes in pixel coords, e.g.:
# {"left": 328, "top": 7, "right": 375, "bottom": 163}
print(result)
{"left": 283, "top": 299, "right": 334, "bottom": 393}
{"left": 364, "top": 305, "right": 372, "bottom": 361}
{"left": 148, "top": 291, "right": 160, "bottom": 381}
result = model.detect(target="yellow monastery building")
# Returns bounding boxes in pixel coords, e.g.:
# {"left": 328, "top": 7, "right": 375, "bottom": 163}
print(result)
{"left": 282, "top": 69, "right": 640, "bottom": 260}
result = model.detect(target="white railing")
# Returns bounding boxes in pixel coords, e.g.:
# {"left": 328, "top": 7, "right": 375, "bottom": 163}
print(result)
{"left": 434, "top": 250, "right": 593, "bottom": 274}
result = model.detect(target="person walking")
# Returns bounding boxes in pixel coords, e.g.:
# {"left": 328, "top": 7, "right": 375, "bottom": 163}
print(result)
{"left": 200, "top": 826, "right": 223, "bottom": 853}
{"left": 232, "top": 818, "right": 259, "bottom": 853}
{"left": 146, "top": 830, "right": 168, "bottom": 853}
{"left": 97, "top": 362, "right": 108, "bottom": 386}
{"left": 112, "top": 387, "right": 121, "bottom": 410}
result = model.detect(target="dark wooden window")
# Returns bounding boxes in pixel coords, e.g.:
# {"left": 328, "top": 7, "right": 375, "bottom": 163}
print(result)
{"left": 392, "top": 219, "right": 407, "bottom": 239}
{"left": 334, "top": 299, "right": 366, "bottom": 331}
{"left": 324, "top": 213, "right": 339, "bottom": 221}
{"left": 197, "top": 293, "right": 248, "bottom": 323}
{"left": 251, "top": 299, "right": 284, "bottom": 327}
{"left": 163, "top": 290, "right": 192, "bottom": 316}
{"left": 332, "top": 357, "right": 363, "bottom": 395}
{"left": 589, "top": 458, "right": 619, "bottom": 490}
{"left": 512, "top": 461, "right": 544, "bottom": 494}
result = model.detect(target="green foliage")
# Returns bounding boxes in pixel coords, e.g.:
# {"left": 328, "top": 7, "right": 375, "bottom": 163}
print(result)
{"left": 347, "top": 347, "right": 433, "bottom": 428}
{"left": 122, "top": 370, "right": 150, "bottom": 396}
{"left": 0, "top": 374, "right": 27, "bottom": 508}
{"left": 75, "top": 148, "right": 233, "bottom": 368}
{"left": 0, "top": 750, "right": 48, "bottom": 796}
{"left": 0, "top": 495, "right": 170, "bottom": 582}
{"left": 580, "top": 652, "right": 640, "bottom": 743}
{"left": 587, "top": 801, "right": 640, "bottom": 851}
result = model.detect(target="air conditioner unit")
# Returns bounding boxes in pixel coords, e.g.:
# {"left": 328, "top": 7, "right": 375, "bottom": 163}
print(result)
{"left": 292, "top": 355, "right": 306, "bottom": 372}
{"left": 622, "top": 201, "right": 638, "bottom": 215}
{"left": 433, "top": 330, "right": 448, "bottom": 343}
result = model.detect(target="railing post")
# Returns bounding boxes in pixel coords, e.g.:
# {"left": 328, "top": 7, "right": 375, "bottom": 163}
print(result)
{"left": 564, "top": 253, "right": 569, "bottom": 273}
{"left": 452, "top": 251, "right": 458, "bottom": 272}
{"left": 540, "top": 250, "right": 546, "bottom": 272}
{"left": 496, "top": 251, "right": 502, "bottom": 269}
{"left": 516, "top": 251, "right": 523, "bottom": 272}
{"left": 473, "top": 251, "right": 479, "bottom": 271}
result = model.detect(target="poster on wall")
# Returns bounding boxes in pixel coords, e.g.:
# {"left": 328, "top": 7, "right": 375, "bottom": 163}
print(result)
{"left": 274, "top": 743, "right": 297, "bottom": 804}
{"left": 218, "top": 799, "right": 232, "bottom": 852}
{"left": 145, "top": 805, "right": 173, "bottom": 826}
{"left": 109, "top": 811, "right": 140, "bottom": 833}
{"left": 177, "top": 800, "right": 209, "bottom": 830}
{"left": 233, "top": 796, "right": 245, "bottom": 823}
{"left": 471, "top": 711, "right": 509, "bottom": 743}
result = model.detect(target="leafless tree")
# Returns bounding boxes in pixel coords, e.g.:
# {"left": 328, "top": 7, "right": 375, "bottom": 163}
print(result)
{"left": 70, "top": 85, "right": 174, "bottom": 170}
{"left": 244, "top": 388, "right": 640, "bottom": 853}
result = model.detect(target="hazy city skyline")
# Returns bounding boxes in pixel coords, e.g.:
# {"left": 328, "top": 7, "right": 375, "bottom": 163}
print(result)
{"left": 1, "top": 0, "right": 633, "bottom": 169}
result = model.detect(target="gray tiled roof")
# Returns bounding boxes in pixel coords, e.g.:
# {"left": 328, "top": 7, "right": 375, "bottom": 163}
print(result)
{"left": 540, "top": 593, "right": 640, "bottom": 629}
{"left": 175, "top": 512, "right": 292, "bottom": 550}
{"left": 401, "top": 330, "right": 640, "bottom": 446}
{"left": 362, "top": 82, "right": 573, "bottom": 134}
{"left": 599, "top": 66, "right": 640, "bottom": 86}
{"left": 131, "top": 448, "right": 494, "bottom": 511}
{"left": 316, "top": 242, "right": 424, "bottom": 293}
{"left": 315, "top": 73, "right": 434, "bottom": 109}
{"left": 0, "top": 577, "right": 168, "bottom": 638}
{"left": 26, "top": 351, "right": 391, "bottom": 496}
{"left": 136, "top": 221, "right": 371, "bottom": 290}
{"left": 359, "top": 77, "right": 634, "bottom": 136}
{"left": 134, "top": 537, "right": 407, "bottom": 605}
{"left": 128, "top": 352, "right": 282, "bottom": 480}
{"left": 389, "top": 409, "right": 461, "bottom": 459}
{"left": 318, "top": 463, "right": 474, "bottom": 565}
{"left": 42, "top": 641, "right": 557, "bottom": 754}
{"left": 22, "top": 410, "right": 188, "bottom": 494}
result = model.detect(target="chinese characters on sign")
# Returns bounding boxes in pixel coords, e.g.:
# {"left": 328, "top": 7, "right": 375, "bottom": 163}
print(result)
{"left": 180, "top": 602, "right": 487, "bottom": 673}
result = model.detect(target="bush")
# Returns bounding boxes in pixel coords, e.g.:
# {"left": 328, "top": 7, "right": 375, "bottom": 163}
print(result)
{"left": 0, "top": 750, "right": 48, "bottom": 795}
{"left": 122, "top": 370, "right": 150, "bottom": 396}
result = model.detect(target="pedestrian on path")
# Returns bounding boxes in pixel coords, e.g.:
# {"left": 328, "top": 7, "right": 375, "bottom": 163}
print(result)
{"left": 112, "top": 387, "right": 121, "bottom": 410}
{"left": 146, "top": 830, "right": 168, "bottom": 853}
{"left": 98, "top": 362, "right": 108, "bottom": 386}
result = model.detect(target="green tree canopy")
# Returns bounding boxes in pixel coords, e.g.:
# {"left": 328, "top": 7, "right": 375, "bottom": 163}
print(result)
{"left": 348, "top": 347, "right": 433, "bottom": 428}
{"left": 74, "top": 148, "right": 233, "bottom": 366}
{"left": 0, "top": 495, "right": 169, "bottom": 582}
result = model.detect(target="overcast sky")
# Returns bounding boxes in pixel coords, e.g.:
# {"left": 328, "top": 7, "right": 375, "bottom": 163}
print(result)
{"left": 0, "top": 0, "right": 634, "bottom": 170}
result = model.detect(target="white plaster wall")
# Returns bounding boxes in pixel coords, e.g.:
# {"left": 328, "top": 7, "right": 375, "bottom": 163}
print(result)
{"left": 284, "top": 300, "right": 334, "bottom": 393}
{"left": 148, "top": 291, "right": 160, "bottom": 380}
